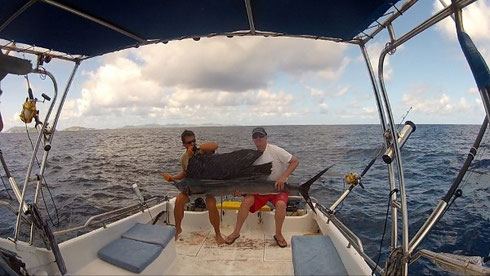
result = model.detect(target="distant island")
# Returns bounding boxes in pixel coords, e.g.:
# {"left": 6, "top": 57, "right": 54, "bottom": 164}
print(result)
{"left": 121, "top": 123, "right": 223, "bottom": 129}
{"left": 3, "top": 123, "right": 228, "bottom": 133}
{"left": 5, "top": 126, "right": 36, "bottom": 133}
{"left": 4, "top": 126, "right": 95, "bottom": 133}
{"left": 63, "top": 126, "right": 96, "bottom": 132}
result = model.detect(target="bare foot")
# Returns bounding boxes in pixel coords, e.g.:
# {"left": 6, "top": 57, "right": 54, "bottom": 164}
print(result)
{"left": 215, "top": 234, "right": 226, "bottom": 245}
{"left": 225, "top": 233, "right": 240, "bottom": 245}
{"left": 175, "top": 228, "right": 182, "bottom": 241}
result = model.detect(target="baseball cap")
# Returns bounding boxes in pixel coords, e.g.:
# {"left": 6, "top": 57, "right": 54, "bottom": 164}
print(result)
{"left": 252, "top": 127, "right": 267, "bottom": 136}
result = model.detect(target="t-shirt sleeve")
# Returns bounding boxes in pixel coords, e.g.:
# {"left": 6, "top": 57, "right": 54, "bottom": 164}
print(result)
{"left": 180, "top": 151, "right": 189, "bottom": 171}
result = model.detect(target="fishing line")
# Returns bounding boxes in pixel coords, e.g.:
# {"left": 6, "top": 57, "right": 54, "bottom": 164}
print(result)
{"left": 460, "top": 128, "right": 490, "bottom": 190}
{"left": 434, "top": 128, "right": 489, "bottom": 226}
{"left": 24, "top": 117, "right": 60, "bottom": 227}
{"left": 142, "top": 201, "right": 154, "bottom": 221}
{"left": 396, "top": 106, "right": 412, "bottom": 131}
{"left": 0, "top": 171, "right": 13, "bottom": 199}
{"left": 371, "top": 188, "right": 399, "bottom": 276}
{"left": 335, "top": 178, "right": 347, "bottom": 213}
{"left": 429, "top": 125, "right": 489, "bottom": 239}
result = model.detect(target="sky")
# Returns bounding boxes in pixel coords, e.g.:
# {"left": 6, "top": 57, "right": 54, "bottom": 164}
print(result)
{"left": 0, "top": 0, "right": 489, "bottom": 131}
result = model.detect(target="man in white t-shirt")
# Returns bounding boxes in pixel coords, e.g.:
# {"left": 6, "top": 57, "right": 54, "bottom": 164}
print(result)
{"left": 225, "top": 127, "right": 299, "bottom": 248}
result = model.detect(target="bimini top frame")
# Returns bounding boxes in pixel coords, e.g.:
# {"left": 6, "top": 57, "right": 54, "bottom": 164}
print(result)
{"left": 1, "top": 1, "right": 488, "bottom": 276}
{"left": 0, "top": 0, "right": 405, "bottom": 61}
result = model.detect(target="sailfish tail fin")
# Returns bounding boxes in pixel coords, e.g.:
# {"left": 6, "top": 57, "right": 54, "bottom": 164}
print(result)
{"left": 298, "top": 165, "right": 334, "bottom": 214}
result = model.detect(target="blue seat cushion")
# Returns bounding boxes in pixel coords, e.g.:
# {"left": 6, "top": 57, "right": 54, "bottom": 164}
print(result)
{"left": 291, "top": 235, "right": 348, "bottom": 276}
{"left": 98, "top": 238, "right": 163, "bottom": 273}
{"left": 122, "top": 223, "right": 175, "bottom": 247}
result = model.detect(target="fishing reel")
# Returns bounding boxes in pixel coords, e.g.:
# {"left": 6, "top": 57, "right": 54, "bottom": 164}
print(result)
{"left": 19, "top": 88, "right": 51, "bottom": 125}
{"left": 344, "top": 172, "right": 364, "bottom": 189}
{"left": 36, "top": 54, "right": 52, "bottom": 67}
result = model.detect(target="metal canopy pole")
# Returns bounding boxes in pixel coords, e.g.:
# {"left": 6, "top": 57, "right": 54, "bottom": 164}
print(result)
{"left": 375, "top": 0, "right": 478, "bottom": 274}
{"left": 409, "top": 0, "right": 490, "bottom": 255}
{"left": 14, "top": 69, "right": 58, "bottom": 241}
{"left": 0, "top": 0, "right": 38, "bottom": 32}
{"left": 41, "top": 0, "right": 146, "bottom": 44}
{"left": 244, "top": 0, "right": 256, "bottom": 35}
{"left": 378, "top": 48, "right": 409, "bottom": 276}
{"left": 29, "top": 61, "right": 80, "bottom": 244}
{"left": 359, "top": 43, "right": 399, "bottom": 250}
{"left": 453, "top": 4, "right": 490, "bottom": 123}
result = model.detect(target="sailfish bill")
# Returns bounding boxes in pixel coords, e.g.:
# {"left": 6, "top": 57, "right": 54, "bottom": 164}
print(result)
{"left": 173, "top": 165, "right": 333, "bottom": 214}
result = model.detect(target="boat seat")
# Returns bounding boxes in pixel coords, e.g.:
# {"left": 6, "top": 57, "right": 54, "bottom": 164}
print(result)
{"left": 291, "top": 235, "right": 347, "bottom": 276}
{"left": 122, "top": 223, "right": 175, "bottom": 246}
{"left": 98, "top": 223, "right": 175, "bottom": 273}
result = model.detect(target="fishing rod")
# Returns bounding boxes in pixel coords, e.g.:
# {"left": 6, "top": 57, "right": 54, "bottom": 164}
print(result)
{"left": 329, "top": 121, "right": 416, "bottom": 213}
{"left": 328, "top": 147, "right": 381, "bottom": 212}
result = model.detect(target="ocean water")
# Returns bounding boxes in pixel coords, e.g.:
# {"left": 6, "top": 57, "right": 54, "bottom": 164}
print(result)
{"left": 0, "top": 125, "right": 489, "bottom": 275}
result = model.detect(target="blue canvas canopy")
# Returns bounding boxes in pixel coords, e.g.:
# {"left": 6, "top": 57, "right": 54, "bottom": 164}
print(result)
{"left": 0, "top": 0, "right": 398, "bottom": 59}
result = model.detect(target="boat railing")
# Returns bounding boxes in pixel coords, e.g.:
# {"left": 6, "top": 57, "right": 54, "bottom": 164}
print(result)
{"left": 0, "top": 200, "right": 33, "bottom": 225}
{"left": 314, "top": 201, "right": 381, "bottom": 273}
{"left": 0, "top": 200, "right": 18, "bottom": 215}
{"left": 411, "top": 249, "right": 490, "bottom": 275}
{"left": 53, "top": 197, "right": 160, "bottom": 236}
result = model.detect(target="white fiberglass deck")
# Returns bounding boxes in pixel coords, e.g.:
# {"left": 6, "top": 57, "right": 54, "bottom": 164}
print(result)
{"left": 157, "top": 208, "right": 319, "bottom": 275}
{"left": 0, "top": 199, "right": 370, "bottom": 275}
{"left": 168, "top": 229, "right": 304, "bottom": 275}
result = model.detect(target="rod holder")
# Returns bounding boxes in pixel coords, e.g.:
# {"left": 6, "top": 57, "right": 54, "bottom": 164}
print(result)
{"left": 383, "top": 121, "right": 416, "bottom": 164}
{"left": 132, "top": 184, "right": 145, "bottom": 204}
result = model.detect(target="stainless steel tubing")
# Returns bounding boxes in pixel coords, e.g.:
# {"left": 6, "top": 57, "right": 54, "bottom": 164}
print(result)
{"left": 408, "top": 201, "right": 447, "bottom": 254}
{"left": 15, "top": 69, "right": 58, "bottom": 241}
{"left": 383, "top": 121, "right": 416, "bottom": 164}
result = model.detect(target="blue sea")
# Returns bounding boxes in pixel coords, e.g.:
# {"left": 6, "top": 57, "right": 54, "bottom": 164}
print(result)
{"left": 0, "top": 125, "right": 489, "bottom": 275}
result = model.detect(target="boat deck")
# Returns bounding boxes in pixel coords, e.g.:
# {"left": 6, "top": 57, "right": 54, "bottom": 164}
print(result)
{"left": 156, "top": 208, "right": 318, "bottom": 275}
{"left": 64, "top": 202, "right": 324, "bottom": 275}
{"left": 168, "top": 228, "right": 301, "bottom": 275}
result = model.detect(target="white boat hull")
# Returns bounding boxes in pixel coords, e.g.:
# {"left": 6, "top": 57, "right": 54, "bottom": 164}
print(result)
{"left": 0, "top": 198, "right": 371, "bottom": 275}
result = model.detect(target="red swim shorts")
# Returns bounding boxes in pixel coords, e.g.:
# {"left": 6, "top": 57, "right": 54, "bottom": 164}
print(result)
{"left": 249, "top": 192, "right": 290, "bottom": 213}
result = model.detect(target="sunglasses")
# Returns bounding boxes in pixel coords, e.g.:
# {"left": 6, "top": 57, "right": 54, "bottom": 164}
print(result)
{"left": 252, "top": 133, "right": 265, "bottom": 139}
{"left": 184, "top": 139, "right": 196, "bottom": 145}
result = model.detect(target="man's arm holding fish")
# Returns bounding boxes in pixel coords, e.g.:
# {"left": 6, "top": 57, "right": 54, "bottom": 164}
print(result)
{"left": 275, "top": 155, "right": 299, "bottom": 191}
{"left": 163, "top": 142, "right": 219, "bottom": 182}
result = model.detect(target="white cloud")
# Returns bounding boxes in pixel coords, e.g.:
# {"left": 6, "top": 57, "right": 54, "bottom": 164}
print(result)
{"left": 335, "top": 86, "right": 350, "bottom": 97}
{"left": 434, "top": 0, "right": 490, "bottom": 41}
{"left": 61, "top": 37, "right": 347, "bottom": 125}
{"left": 402, "top": 88, "right": 475, "bottom": 114}
{"left": 358, "top": 41, "right": 395, "bottom": 81}
{"left": 135, "top": 37, "right": 346, "bottom": 92}
{"left": 468, "top": 87, "right": 479, "bottom": 94}
{"left": 319, "top": 103, "right": 328, "bottom": 114}
{"left": 434, "top": 0, "right": 490, "bottom": 61}
{"left": 310, "top": 87, "right": 325, "bottom": 97}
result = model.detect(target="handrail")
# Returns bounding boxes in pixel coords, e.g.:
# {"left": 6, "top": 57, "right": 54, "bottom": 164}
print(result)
{"left": 0, "top": 200, "right": 19, "bottom": 215}
{"left": 15, "top": 68, "right": 58, "bottom": 241}
{"left": 411, "top": 249, "right": 490, "bottom": 275}
{"left": 376, "top": 1, "right": 478, "bottom": 274}
{"left": 0, "top": 200, "right": 32, "bottom": 225}
{"left": 314, "top": 202, "right": 382, "bottom": 274}
{"left": 53, "top": 197, "right": 159, "bottom": 236}
{"left": 30, "top": 61, "right": 80, "bottom": 244}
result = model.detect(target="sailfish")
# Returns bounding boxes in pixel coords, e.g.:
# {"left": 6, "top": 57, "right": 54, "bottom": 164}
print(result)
{"left": 171, "top": 149, "right": 332, "bottom": 212}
